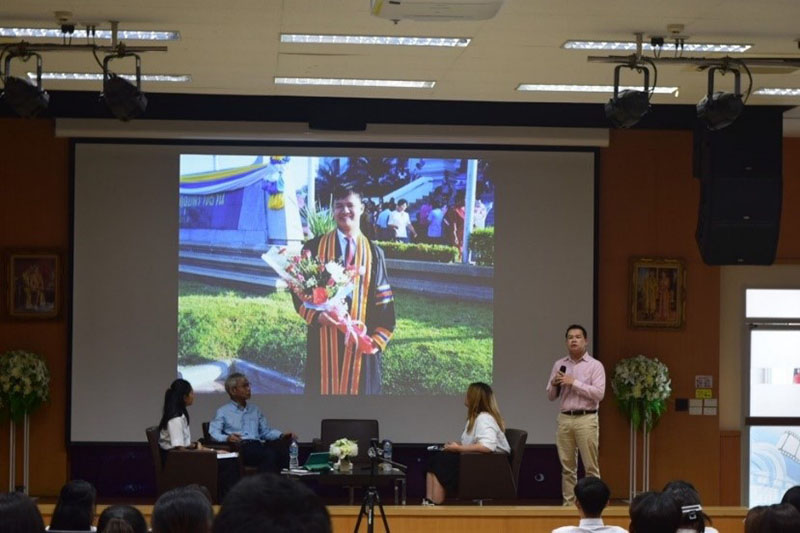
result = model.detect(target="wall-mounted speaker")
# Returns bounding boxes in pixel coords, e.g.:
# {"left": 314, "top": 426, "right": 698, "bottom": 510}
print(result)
{"left": 693, "top": 109, "right": 783, "bottom": 265}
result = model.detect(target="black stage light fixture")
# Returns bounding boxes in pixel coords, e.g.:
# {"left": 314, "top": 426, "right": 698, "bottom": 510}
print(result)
{"left": 697, "top": 66, "right": 744, "bottom": 131}
{"left": 1, "top": 53, "right": 50, "bottom": 117}
{"left": 605, "top": 64, "right": 651, "bottom": 128}
{"left": 100, "top": 53, "right": 148, "bottom": 121}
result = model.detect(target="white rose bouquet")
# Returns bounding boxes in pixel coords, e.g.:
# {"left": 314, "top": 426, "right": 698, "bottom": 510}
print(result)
{"left": 611, "top": 354, "right": 671, "bottom": 431}
{"left": 0, "top": 350, "right": 51, "bottom": 422}
{"left": 329, "top": 438, "right": 359, "bottom": 460}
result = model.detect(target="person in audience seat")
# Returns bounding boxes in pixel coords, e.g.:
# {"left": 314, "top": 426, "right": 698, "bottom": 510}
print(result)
{"left": 744, "top": 503, "right": 800, "bottom": 533}
{"left": 628, "top": 491, "right": 681, "bottom": 533}
{"left": 151, "top": 486, "right": 212, "bottom": 533}
{"left": 662, "top": 480, "right": 718, "bottom": 533}
{"left": 782, "top": 485, "right": 800, "bottom": 515}
{"left": 0, "top": 491, "right": 45, "bottom": 533}
{"left": 213, "top": 473, "right": 331, "bottom": 533}
{"left": 424, "top": 381, "right": 510, "bottom": 505}
{"left": 97, "top": 505, "right": 147, "bottom": 533}
{"left": 48, "top": 480, "right": 96, "bottom": 531}
{"left": 552, "top": 476, "right": 627, "bottom": 533}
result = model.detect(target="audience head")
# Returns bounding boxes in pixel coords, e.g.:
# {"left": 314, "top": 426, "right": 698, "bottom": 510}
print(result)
{"left": 397, "top": 199, "right": 408, "bottom": 210}
{"left": 629, "top": 491, "right": 681, "bottom": 533}
{"left": 574, "top": 476, "right": 610, "bottom": 518}
{"left": 0, "top": 492, "right": 45, "bottom": 533}
{"left": 159, "top": 379, "right": 194, "bottom": 431}
{"left": 782, "top": 485, "right": 800, "bottom": 514}
{"left": 213, "top": 473, "right": 331, "bottom": 533}
{"left": 152, "top": 487, "right": 213, "bottom": 533}
{"left": 50, "top": 479, "right": 97, "bottom": 531}
{"left": 97, "top": 505, "right": 147, "bottom": 533}
{"left": 465, "top": 382, "right": 504, "bottom": 431}
{"left": 224, "top": 373, "right": 250, "bottom": 403}
{"left": 745, "top": 503, "right": 800, "bottom": 533}
{"left": 663, "top": 480, "right": 712, "bottom": 532}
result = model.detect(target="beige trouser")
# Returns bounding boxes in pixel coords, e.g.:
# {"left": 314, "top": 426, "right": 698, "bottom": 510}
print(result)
{"left": 556, "top": 412, "right": 600, "bottom": 505}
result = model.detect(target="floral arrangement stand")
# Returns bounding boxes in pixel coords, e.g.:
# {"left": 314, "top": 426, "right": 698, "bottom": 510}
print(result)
{"left": 329, "top": 437, "right": 359, "bottom": 473}
{"left": 0, "top": 350, "right": 51, "bottom": 494}
{"left": 611, "top": 355, "right": 671, "bottom": 502}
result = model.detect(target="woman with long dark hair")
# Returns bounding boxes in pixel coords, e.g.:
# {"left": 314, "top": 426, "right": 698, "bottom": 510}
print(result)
{"left": 159, "top": 379, "right": 197, "bottom": 450}
{"left": 158, "top": 379, "right": 239, "bottom": 500}
{"left": 49, "top": 480, "right": 96, "bottom": 531}
{"left": 423, "top": 382, "right": 510, "bottom": 505}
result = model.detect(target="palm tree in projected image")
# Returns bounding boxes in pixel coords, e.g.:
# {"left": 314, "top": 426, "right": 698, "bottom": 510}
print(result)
{"left": 315, "top": 157, "right": 423, "bottom": 200}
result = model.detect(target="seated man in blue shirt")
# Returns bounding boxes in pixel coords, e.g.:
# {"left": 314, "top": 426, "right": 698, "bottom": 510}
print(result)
{"left": 209, "top": 372, "right": 296, "bottom": 474}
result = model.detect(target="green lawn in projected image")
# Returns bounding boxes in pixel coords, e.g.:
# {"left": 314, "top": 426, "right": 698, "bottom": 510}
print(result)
{"left": 178, "top": 280, "right": 492, "bottom": 394}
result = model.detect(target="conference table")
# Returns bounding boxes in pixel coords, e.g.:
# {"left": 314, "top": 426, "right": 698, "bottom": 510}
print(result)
{"left": 284, "top": 464, "right": 407, "bottom": 505}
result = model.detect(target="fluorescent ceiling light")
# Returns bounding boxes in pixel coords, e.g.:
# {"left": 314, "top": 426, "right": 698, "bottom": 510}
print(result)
{"left": 754, "top": 88, "right": 800, "bottom": 96}
{"left": 517, "top": 83, "right": 678, "bottom": 95}
{"left": 563, "top": 40, "right": 751, "bottom": 53}
{"left": 275, "top": 77, "right": 435, "bottom": 88}
{"left": 280, "top": 34, "right": 470, "bottom": 47}
{"left": 29, "top": 72, "right": 191, "bottom": 82}
{"left": 0, "top": 27, "right": 179, "bottom": 41}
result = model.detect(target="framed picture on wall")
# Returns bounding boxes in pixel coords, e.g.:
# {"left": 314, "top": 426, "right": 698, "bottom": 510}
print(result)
{"left": 630, "top": 257, "right": 686, "bottom": 329}
{"left": 4, "top": 250, "right": 62, "bottom": 320}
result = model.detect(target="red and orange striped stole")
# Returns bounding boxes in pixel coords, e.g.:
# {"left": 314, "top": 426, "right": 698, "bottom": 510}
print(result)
{"left": 316, "top": 231, "right": 372, "bottom": 395}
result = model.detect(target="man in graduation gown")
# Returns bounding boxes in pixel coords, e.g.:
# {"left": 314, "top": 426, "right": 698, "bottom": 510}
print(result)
{"left": 292, "top": 186, "right": 396, "bottom": 395}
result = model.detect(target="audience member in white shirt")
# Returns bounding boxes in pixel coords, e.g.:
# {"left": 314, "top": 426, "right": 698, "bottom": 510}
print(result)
{"left": 663, "top": 480, "right": 720, "bottom": 533}
{"left": 552, "top": 476, "right": 627, "bottom": 533}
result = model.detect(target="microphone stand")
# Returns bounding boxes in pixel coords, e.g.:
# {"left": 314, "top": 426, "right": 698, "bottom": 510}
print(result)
{"left": 353, "top": 447, "right": 408, "bottom": 533}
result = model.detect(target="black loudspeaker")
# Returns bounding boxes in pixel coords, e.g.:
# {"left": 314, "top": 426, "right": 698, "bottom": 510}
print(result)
{"left": 694, "top": 110, "right": 783, "bottom": 265}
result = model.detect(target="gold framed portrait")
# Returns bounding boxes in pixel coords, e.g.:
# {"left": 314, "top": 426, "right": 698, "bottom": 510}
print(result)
{"left": 630, "top": 257, "right": 686, "bottom": 329}
{"left": 5, "top": 250, "right": 62, "bottom": 320}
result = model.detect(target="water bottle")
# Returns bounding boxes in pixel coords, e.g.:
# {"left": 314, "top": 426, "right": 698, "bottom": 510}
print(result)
{"left": 289, "top": 439, "right": 299, "bottom": 470}
{"left": 382, "top": 439, "right": 392, "bottom": 471}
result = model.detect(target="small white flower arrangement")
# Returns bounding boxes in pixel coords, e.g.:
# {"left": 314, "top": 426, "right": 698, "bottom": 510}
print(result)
{"left": 0, "top": 350, "right": 51, "bottom": 422}
{"left": 329, "top": 438, "right": 359, "bottom": 460}
{"left": 611, "top": 354, "right": 671, "bottom": 431}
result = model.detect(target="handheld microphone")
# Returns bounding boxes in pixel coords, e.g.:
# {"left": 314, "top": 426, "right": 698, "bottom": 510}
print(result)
{"left": 557, "top": 365, "right": 567, "bottom": 397}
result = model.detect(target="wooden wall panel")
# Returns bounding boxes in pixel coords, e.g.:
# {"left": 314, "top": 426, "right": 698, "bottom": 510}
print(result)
{"left": 0, "top": 118, "right": 70, "bottom": 495}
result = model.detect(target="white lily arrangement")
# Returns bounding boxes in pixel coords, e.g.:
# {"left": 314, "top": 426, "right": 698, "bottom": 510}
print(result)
{"left": 329, "top": 438, "right": 359, "bottom": 459}
{"left": 0, "top": 350, "right": 51, "bottom": 422}
{"left": 611, "top": 354, "right": 672, "bottom": 431}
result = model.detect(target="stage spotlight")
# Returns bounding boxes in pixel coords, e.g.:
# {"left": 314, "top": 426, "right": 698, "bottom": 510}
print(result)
{"left": 100, "top": 53, "right": 148, "bottom": 121}
{"left": 697, "top": 67, "right": 744, "bottom": 130}
{"left": 1, "top": 52, "right": 49, "bottom": 117}
{"left": 604, "top": 64, "right": 651, "bottom": 128}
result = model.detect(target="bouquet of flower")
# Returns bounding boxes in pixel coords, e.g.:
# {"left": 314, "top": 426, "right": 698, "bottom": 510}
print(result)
{"left": 262, "top": 246, "right": 357, "bottom": 308}
{"left": 611, "top": 354, "right": 672, "bottom": 431}
{"left": 0, "top": 350, "right": 51, "bottom": 423}
{"left": 329, "top": 438, "right": 359, "bottom": 460}
{"left": 262, "top": 246, "right": 376, "bottom": 354}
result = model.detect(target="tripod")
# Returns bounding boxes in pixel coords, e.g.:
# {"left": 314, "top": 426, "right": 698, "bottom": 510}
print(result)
{"left": 353, "top": 451, "right": 390, "bottom": 533}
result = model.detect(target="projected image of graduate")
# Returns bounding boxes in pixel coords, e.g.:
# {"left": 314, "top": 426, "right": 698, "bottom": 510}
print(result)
{"left": 177, "top": 155, "right": 494, "bottom": 396}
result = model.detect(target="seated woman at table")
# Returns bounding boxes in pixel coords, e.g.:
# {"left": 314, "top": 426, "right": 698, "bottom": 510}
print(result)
{"left": 159, "top": 379, "right": 239, "bottom": 499}
{"left": 424, "top": 381, "right": 510, "bottom": 505}
{"left": 159, "top": 379, "right": 203, "bottom": 451}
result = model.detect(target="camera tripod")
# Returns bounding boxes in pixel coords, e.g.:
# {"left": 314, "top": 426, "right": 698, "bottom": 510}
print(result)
{"left": 353, "top": 481, "right": 390, "bottom": 533}
{"left": 353, "top": 443, "right": 406, "bottom": 533}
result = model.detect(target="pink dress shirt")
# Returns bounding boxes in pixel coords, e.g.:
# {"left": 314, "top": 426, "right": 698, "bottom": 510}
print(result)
{"left": 546, "top": 352, "right": 606, "bottom": 411}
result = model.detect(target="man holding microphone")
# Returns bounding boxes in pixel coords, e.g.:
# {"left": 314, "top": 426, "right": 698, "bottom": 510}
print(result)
{"left": 546, "top": 324, "right": 606, "bottom": 506}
